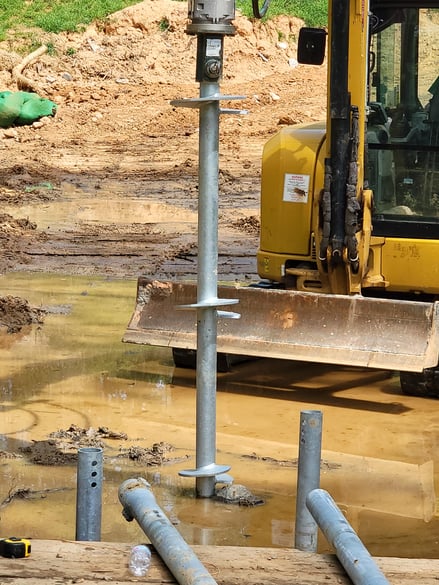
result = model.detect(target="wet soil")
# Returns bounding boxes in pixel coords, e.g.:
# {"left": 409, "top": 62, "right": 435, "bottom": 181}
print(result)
{"left": 0, "top": 0, "right": 326, "bottom": 285}
{"left": 0, "top": 272, "right": 438, "bottom": 556}
{"left": 1, "top": 0, "right": 439, "bottom": 563}
{"left": 0, "top": 294, "right": 44, "bottom": 332}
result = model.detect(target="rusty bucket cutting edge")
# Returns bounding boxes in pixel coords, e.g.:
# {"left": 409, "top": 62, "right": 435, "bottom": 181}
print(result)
{"left": 123, "top": 278, "right": 439, "bottom": 373}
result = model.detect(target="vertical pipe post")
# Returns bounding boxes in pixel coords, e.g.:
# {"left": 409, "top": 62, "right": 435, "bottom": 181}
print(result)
{"left": 195, "top": 80, "right": 221, "bottom": 498}
{"left": 307, "top": 489, "right": 391, "bottom": 585}
{"left": 76, "top": 447, "right": 103, "bottom": 541}
{"left": 175, "top": 5, "right": 241, "bottom": 496}
{"left": 295, "top": 410, "right": 323, "bottom": 551}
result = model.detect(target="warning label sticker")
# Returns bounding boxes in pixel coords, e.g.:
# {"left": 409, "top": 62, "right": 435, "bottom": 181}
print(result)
{"left": 282, "top": 174, "right": 310, "bottom": 203}
{"left": 206, "top": 38, "right": 222, "bottom": 57}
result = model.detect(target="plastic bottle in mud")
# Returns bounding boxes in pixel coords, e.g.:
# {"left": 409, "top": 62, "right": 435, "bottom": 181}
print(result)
{"left": 129, "top": 544, "right": 152, "bottom": 577}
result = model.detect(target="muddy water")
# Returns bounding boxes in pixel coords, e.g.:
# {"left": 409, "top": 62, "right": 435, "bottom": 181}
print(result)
{"left": 2, "top": 182, "right": 199, "bottom": 234}
{"left": 1, "top": 272, "right": 439, "bottom": 558}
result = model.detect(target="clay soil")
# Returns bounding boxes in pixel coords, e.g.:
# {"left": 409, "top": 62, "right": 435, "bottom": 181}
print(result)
{"left": 0, "top": 0, "right": 326, "bottom": 328}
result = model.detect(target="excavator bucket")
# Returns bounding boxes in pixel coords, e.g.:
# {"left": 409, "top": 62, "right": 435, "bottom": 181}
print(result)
{"left": 123, "top": 278, "right": 439, "bottom": 373}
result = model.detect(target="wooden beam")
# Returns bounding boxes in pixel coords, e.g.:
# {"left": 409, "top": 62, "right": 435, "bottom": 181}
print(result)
{"left": 0, "top": 540, "right": 438, "bottom": 584}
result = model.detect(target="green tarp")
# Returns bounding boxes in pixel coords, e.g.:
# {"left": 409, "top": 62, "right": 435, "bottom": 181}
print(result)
{"left": 0, "top": 91, "right": 57, "bottom": 128}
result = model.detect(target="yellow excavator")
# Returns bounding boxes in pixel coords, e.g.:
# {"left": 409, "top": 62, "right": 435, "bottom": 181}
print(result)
{"left": 125, "top": 0, "right": 439, "bottom": 397}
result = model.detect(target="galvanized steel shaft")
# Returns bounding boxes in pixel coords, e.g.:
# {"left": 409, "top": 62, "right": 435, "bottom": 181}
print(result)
{"left": 75, "top": 447, "right": 103, "bottom": 541}
{"left": 119, "top": 478, "right": 218, "bottom": 585}
{"left": 295, "top": 410, "right": 323, "bottom": 551}
{"left": 196, "top": 80, "right": 221, "bottom": 498}
{"left": 307, "top": 489, "right": 390, "bottom": 585}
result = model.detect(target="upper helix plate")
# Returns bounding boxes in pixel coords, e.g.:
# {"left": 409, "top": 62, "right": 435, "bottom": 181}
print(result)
{"left": 171, "top": 94, "right": 247, "bottom": 113}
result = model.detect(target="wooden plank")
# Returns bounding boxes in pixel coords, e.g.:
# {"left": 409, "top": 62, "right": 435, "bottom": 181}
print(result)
{"left": 0, "top": 540, "right": 438, "bottom": 585}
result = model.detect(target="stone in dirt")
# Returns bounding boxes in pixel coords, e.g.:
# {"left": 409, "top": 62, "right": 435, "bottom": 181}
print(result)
{"left": 216, "top": 483, "right": 265, "bottom": 506}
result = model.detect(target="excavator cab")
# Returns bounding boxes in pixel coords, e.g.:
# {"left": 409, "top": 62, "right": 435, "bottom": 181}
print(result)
{"left": 366, "top": 4, "right": 439, "bottom": 394}
{"left": 368, "top": 6, "right": 439, "bottom": 244}
{"left": 260, "top": 2, "right": 439, "bottom": 296}
{"left": 124, "top": 0, "right": 439, "bottom": 397}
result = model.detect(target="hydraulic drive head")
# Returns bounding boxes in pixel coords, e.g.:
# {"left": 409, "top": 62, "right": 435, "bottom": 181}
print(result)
{"left": 186, "top": 0, "right": 235, "bottom": 35}
{"left": 186, "top": 0, "right": 236, "bottom": 82}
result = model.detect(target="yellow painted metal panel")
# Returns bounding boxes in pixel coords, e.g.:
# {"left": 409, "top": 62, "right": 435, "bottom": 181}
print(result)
{"left": 259, "top": 123, "right": 325, "bottom": 275}
{"left": 381, "top": 238, "right": 439, "bottom": 293}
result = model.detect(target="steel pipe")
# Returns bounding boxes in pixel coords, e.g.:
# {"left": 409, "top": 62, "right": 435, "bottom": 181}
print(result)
{"left": 171, "top": 0, "right": 246, "bottom": 497}
{"left": 75, "top": 447, "right": 103, "bottom": 541}
{"left": 119, "top": 477, "right": 218, "bottom": 585}
{"left": 306, "top": 489, "right": 390, "bottom": 585}
{"left": 295, "top": 410, "right": 323, "bottom": 552}
{"left": 195, "top": 80, "right": 224, "bottom": 497}
{"left": 175, "top": 83, "right": 241, "bottom": 496}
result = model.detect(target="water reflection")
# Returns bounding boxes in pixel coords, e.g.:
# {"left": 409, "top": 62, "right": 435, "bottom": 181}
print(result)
{"left": 2, "top": 190, "right": 198, "bottom": 233}
{"left": 0, "top": 272, "right": 438, "bottom": 558}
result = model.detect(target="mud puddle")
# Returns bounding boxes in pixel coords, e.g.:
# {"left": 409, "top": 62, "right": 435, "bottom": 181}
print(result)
{"left": 1, "top": 272, "right": 439, "bottom": 557}
{"left": 0, "top": 173, "right": 259, "bottom": 280}
{"left": 1, "top": 181, "right": 199, "bottom": 234}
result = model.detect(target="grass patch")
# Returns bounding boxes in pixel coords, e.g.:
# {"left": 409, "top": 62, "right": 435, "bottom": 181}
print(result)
{"left": 0, "top": 0, "right": 141, "bottom": 40}
{"left": 0, "top": 0, "right": 328, "bottom": 45}
{"left": 237, "top": 0, "right": 327, "bottom": 27}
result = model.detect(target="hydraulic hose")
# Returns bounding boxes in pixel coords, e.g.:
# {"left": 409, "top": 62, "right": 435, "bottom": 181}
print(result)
{"left": 252, "top": 0, "right": 271, "bottom": 19}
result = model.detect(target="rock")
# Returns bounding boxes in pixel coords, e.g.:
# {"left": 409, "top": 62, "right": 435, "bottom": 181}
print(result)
{"left": 215, "top": 483, "right": 265, "bottom": 506}
{"left": 3, "top": 128, "right": 18, "bottom": 139}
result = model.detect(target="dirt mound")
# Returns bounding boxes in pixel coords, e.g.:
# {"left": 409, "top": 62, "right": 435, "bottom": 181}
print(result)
{"left": 14, "top": 424, "right": 186, "bottom": 467}
{"left": 0, "top": 0, "right": 326, "bottom": 144}
{"left": 0, "top": 294, "right": 44, "bottom": 333}
{"left": 1, "top": 1, "right": 313, "bottom": 88}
